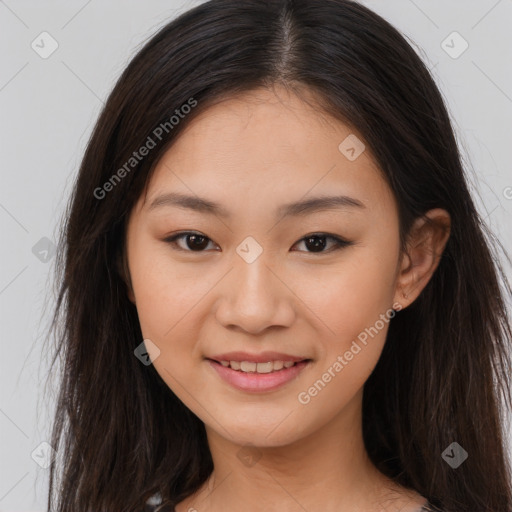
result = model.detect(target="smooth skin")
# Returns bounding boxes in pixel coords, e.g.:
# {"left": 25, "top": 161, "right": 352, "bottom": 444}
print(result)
{"left": 125, "top": 85, "right": 451, "bottom": 512}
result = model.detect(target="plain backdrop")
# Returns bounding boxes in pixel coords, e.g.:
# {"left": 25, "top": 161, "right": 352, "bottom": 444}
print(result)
{"left": 1, "top": 1, "right": 511, "bottom": 510}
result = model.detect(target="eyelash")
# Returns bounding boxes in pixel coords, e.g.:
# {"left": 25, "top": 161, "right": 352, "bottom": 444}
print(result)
{"left": 163, "top": 231, "right": 353, "bottom": 254}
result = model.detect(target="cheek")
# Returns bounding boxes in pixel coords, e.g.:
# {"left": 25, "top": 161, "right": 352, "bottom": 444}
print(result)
{"left": 128, "top": 238, "right": 214, "bottom": 340}
{"left": 127, "top": 238, "right": 228, "bottom": 403}
{"left": 292, "top": 244, "right": 398, "bottom": 348}
{"left": 128, "top": 248, "right": 211, "bottom": 401}
{"left": 291, "top": 243, "right": 399, "bottom": 405}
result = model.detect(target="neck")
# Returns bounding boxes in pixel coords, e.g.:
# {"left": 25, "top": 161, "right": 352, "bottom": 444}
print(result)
{"left": 176, "top": 389, "right": 421, "bottom": 512}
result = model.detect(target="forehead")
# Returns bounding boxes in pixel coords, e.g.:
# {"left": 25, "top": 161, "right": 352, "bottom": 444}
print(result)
{"left": 139, "top": 86, "right": 395, "bottom": 221}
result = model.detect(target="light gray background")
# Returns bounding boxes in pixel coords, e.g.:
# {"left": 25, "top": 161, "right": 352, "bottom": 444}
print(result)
{"left": 1, "top": 1, "right": 511, "bottom": 510}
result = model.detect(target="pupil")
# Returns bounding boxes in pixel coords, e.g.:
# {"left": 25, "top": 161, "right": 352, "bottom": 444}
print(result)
{"left": 306, "top": 235, "right": 326, "bottom": 252}
{"left": 187, "top": 234, "right": 208, "bottom": 251}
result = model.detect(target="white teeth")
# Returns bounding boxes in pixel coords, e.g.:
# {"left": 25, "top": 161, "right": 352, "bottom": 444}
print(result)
{"left": 218, "top": 360, "right": 301, "bottom": 373}
{"left": 240, "top": 361, "right": 257, "bottom": 372}
{"left": 256, "top": 362, "right": 273, "bottom": 373}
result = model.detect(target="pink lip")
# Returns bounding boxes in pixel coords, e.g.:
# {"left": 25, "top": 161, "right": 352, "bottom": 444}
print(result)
{"left": 207, "top": 359, "right": 311, "bottom": 393}
{"left": 208, "top": 351, "right": 307, "bottom": 363}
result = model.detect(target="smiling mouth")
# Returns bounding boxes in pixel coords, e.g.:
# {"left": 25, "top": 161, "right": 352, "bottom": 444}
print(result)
{"left": 206, "top": 358, "right": 313, "bottom": 392}
{"left": 207, "top": 359, "right": 311, "bottom": 374}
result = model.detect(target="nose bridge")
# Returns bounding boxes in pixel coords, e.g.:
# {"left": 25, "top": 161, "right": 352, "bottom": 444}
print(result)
{"left": 215, "top": 240, "right": 295, "bottom": 333}
{"left": 236, "top": 250, "right": 276, "bottom": 301}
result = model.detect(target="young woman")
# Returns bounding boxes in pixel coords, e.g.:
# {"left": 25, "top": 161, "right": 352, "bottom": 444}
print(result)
{"left": 44, "top": 1, "right": 512, "bottom": 511}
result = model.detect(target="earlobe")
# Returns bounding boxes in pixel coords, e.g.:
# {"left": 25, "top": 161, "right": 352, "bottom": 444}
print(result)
{"left": 393, "top": 208, "right": 451, "bottom": 308}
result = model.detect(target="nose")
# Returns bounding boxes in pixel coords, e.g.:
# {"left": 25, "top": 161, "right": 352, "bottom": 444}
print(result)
{"left": 215, "top": 252, "right": 296, "bottom": 335}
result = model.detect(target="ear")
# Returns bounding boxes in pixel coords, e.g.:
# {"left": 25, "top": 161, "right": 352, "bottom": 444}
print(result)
{"left": 393, "top": 208, "right": 451, "bottom": 309}
{"left": 116, "top": 246, "right": 136, "bottom": 304}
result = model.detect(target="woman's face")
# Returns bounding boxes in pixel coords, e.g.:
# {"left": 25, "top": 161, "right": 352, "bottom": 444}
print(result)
{"left": 126, "top": 85, "right": 405, "bottom": 447}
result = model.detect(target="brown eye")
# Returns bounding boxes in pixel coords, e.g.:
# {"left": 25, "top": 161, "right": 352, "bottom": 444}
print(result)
{"left": 291, "top": 233, "right": 352, "bottom": 253}
{"left": 164, "top": 232, "right": 217, "bottom": 252}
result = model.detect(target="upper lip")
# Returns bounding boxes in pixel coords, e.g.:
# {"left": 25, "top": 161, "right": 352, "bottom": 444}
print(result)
{"left": 207, "top": 351, "right": 310, "bottom": 363}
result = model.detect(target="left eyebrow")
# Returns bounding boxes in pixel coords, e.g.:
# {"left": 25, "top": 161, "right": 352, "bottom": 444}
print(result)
{"left": 146, "top": 192, "right": 366, "bottom": 219}
{"left": 276, "top": 195, "right": 366, "bottom": 218}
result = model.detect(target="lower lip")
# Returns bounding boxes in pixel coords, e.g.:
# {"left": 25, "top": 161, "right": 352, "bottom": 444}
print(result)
{"left": 207, "top": 359, "right": 311, "bottom": 392}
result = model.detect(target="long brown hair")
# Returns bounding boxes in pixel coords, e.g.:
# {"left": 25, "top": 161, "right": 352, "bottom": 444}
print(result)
{"left": 44, "top": 1, "right": 512, "bottom": 510}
